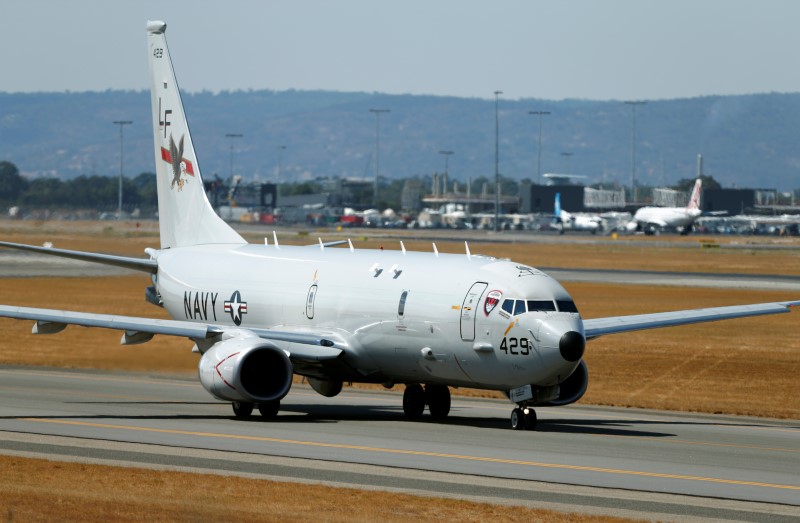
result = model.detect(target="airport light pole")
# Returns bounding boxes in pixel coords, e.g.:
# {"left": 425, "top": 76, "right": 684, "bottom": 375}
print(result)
{"left": 439, "top": 150, "right": 453, "bottom": 191}
{"left": 624, "top": 100, "right": 646, "bottom": 203}
{"left": 494, "top": 90, "right": 503, "bottom": 232}
{"left": 276, "top": 145, "right": 286, "bottom": 184}
{"left": 225, "top": 133, "right": 243, "bottom": 178}
{"left": 369, "top": 108, "right": 390, "bottom": 209}
{"left": 113, "top": 120, "right": 132, "bottom": 220}
{"left": 528, "top": 111, "right": 550, "bottom": 185}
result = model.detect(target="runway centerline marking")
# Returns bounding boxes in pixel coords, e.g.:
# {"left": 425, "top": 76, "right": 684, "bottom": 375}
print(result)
{"left": 20, "top": 418, "right": 800, "bottom": 492}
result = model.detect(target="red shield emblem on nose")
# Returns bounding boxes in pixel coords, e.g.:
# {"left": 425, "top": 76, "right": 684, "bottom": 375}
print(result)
{"left": 484, "top": 290, "right": 502, "bottom": 316}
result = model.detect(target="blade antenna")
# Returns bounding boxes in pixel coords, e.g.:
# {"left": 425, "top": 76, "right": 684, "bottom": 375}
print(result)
{"left": 348, "top": 238, "right": 354, "bottom": 252}
{"left": 318, "top": 238, "right": 325, "bottom": 251}
{"left": 432, "top": 243, "right": 439, "bottom": 258}
{"left": 273, "top": 231, "right": 280, "bottom": 249}
{"left": 264, "top": 237, "right": 269, "bottom": 246}
{"left": 465, "top": 241, "right": 471, "bottom": 260}
{"left": 400, "top": 241, "right": 406, "bottom": 255}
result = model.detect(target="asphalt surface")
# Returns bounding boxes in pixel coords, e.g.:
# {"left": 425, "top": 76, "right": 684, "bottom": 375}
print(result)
{"left": 0, "top": 367, "right": 797, "bottom": 522}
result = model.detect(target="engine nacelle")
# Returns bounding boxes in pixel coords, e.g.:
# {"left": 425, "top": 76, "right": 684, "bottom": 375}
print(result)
{"left": 543, "top": 360, "right": 589, "bottom": 406}
{"left": 198, "top": 337, "right": 293, "bottom": 403}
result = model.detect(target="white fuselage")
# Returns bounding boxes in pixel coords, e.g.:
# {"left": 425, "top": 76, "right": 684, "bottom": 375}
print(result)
{"left": 631, "top": 207, "right": 702, "bottom": 230}
{"left": 154, "top": 244, "right": 584, "bottom": 391}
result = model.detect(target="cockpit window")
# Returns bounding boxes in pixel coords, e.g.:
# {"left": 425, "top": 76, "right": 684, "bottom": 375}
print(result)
{"left": 527, "top": 300, "right": 556, "bottom": 312}
{"left": 501, "top": 299, "right": 514, "bottom": 314}
{"left": 513, "top": 300, "right": 526, "bottom": 315}
{"left": 556, "top": 300, "right": 579, "bottom": 313}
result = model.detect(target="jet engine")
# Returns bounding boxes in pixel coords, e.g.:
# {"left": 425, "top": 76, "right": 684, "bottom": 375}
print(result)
{"left": 198, "top": 337, "right": 293, "bottom": 403}
{"left": 543, "top": 360, "right": 588, "bottom": 406}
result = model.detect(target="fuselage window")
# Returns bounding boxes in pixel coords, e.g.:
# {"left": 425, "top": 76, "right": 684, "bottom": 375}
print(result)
{"left": 513, "top": 299, "right": 527, "bottom": 315}
{"left": 527, "top": 300, "right": 556, "bottom": 312}
{"left": 556, "top": 300, "right": 579, "bottom": 313}
{"left": 501, "top": 299, "right": 514, "bottom": 314}
{"left": 398, "top": 290, "right": 408, "bottom": 318}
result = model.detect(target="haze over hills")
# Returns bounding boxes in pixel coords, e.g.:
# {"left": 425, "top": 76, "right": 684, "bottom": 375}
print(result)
{"left": 2, "top": 90, "right": 800, "bottom": 191}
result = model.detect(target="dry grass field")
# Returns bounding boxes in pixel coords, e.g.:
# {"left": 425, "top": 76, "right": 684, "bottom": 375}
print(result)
{"left": 1, "top": 220, "right": 798, "bottom": 521}
{"left": 0, "top": 455, "right": 635, "bottom": 523}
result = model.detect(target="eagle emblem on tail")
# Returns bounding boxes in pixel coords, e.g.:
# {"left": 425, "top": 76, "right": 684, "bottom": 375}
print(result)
{"left": 169, "top": 134, "right": 188, "bottom": 191}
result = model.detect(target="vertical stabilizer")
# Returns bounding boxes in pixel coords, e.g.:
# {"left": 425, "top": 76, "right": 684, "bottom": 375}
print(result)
{"left": 687, "top": 178, "right": 702, "bottom": 211}
{"left": 554, "top": 193, "right": 562, "bottom": 221}
{"left": 146, "top": 21, "right": 245, "bottom": 248}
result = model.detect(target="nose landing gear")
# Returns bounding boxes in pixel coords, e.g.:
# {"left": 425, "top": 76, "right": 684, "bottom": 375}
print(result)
{"left": 510, "top": 406, "right": 537, "bottom": 431}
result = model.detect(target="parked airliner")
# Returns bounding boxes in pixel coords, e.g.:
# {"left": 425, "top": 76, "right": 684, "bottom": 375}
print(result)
{"left": 627, "top": 179, "right": 703, "bottom": 235}
{"left": 553, "top": 193, "right": 602, "bottom": 234}
{"left": 0, "top": 22, "right": 797, "bottom": 430}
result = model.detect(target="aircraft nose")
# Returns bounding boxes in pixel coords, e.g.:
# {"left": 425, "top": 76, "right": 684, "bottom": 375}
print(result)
{"left": 559, "top": 331, "right": 585, "bottom": 362}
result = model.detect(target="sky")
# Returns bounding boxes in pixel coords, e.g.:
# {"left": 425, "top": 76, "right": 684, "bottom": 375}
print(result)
{"left": 2, "top": 0, "right": 800, "bottom": 101}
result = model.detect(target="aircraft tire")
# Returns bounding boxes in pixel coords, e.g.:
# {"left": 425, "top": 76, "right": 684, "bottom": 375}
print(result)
{"left": 510, "top": 407, "right": 525, "bottom": 430}
{"left": 258, "top": 400, "right": 280, "bottom": 419}
{"left": 425, "top": 384, "right": 451, "bottom": 419}
{"left": 232, "top": 401, "right": 253, "bottom": 418}
{"left": 403, "top": 384, "right": 425, "bottom": 419}
{"left": 523, "top": 408, "right": 537, "bottom": 431}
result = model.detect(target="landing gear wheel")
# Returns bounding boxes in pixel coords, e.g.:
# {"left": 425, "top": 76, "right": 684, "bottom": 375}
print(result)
{"left": 523, "top": 408, "right": 537, "bottom": 431}
{"left": 425, "top": 384, "right": 451, "bottom": 419}
{"left": 403, "top": 384, "right": 425, "bottom": 419}
{"left": 257, "top": 400, "right": 280, "bottom": 419}
{"left": 232, "top": 401, "right": 253, "bottom": 418}
{"left": 510, "top": 407, "right": 525, "bottom": 430}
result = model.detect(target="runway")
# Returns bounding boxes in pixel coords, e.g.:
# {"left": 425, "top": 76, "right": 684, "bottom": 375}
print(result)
{"left": 0, "top": 367, "right": 797, "bottom": 522}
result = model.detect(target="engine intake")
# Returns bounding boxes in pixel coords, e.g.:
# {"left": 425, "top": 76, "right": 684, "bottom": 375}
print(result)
{"left": 543, "top": 360, "right": 588, "bottom": 406}
{"left": 198, "top": 337, "right": 293, "bottom": 403}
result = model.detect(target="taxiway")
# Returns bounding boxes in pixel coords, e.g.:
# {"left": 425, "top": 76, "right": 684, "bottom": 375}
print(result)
{"left": 0, "top": 367, "right": 797, "bottom": 522}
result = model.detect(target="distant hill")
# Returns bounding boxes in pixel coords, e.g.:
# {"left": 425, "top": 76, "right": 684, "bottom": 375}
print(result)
{"left": 2, "top": 90, "right": 799, "bottom": 190}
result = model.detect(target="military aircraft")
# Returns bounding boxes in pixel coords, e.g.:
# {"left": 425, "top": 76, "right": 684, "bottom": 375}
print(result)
{"left": 0, "top": 21, "right": 797, "bottom": 430}
{"left": 626, "top": 178, "right": 703, "bottom": 235}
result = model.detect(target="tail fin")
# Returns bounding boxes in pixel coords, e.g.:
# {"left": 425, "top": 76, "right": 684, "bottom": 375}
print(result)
{"left": 554, "top": 193, "right": 562, "bottom": 222}
{"left": 687, "top": 178, "right": 702, "bottom": 211}
{"left": 146, "top": 21, "right": 245, "bottom": 249}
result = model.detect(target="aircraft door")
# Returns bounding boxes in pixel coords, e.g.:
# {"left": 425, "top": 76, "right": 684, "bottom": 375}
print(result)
{"left": 460, "top": 282, "right": 487, "bottom": 341}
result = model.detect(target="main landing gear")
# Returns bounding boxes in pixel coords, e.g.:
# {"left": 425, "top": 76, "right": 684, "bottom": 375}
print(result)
{"left": 510, "top": 406, "right": 537, "bottom": 431}
{"left": 402, "top": 383, "right": 451, "bottom": 420}
{"left": 231, "top": 400, "right": 280, "bottom": 419}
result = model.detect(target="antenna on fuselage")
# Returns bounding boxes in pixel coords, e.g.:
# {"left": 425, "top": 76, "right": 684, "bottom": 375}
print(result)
{"left": 465, "top": 241, "right": 471, "bottom": 260}
{"left": 432, "top": 243, "right": 439, "bottom": 257}
{"left": 318, "top": 238, "right": 325, "bottom": 250}
{"left": 400, "top": 241, "right": 406, "bottom": 255}
{"left": 348, "top": 238, "right": 354, "bottom": 252}
{"left": 273, "top": 231, "right": 280, "bottom": 249}
{"left": 264, "top": 237, "right": 268, "bottom": 245}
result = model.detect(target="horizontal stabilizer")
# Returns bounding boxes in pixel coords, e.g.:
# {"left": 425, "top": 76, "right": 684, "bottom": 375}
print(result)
{"left": 0, "top": 241, "right": 157, "bottom": 274}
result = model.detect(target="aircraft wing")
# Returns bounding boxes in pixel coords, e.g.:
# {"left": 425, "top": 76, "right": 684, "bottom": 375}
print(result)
{"left": 583, "top": 301, "right": 799, "bottom": 340}
{"left": 0, "top": 305, "right": 342, "bottom": 363}
{"left": 0, "top": 241, "right": 157, "bottom": 274}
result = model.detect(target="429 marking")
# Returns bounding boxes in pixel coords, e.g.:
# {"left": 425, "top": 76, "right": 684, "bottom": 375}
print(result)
{"left": 500, "top": 337, "right": 531, "bottom": 355}
{"left": 153, "top": 48, "right": 164, "bottom": 58}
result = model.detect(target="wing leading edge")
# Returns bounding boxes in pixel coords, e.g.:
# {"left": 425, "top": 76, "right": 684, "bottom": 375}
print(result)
{"left": 583, "top": 300, "right": 799, "bottom": 340}
{"left": 0, "top": 305, "right": 342, "bottom": 363}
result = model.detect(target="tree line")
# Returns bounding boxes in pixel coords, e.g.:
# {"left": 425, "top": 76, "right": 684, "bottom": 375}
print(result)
{"left": 0, "top": 161, "right": 157, "bottom": 210}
